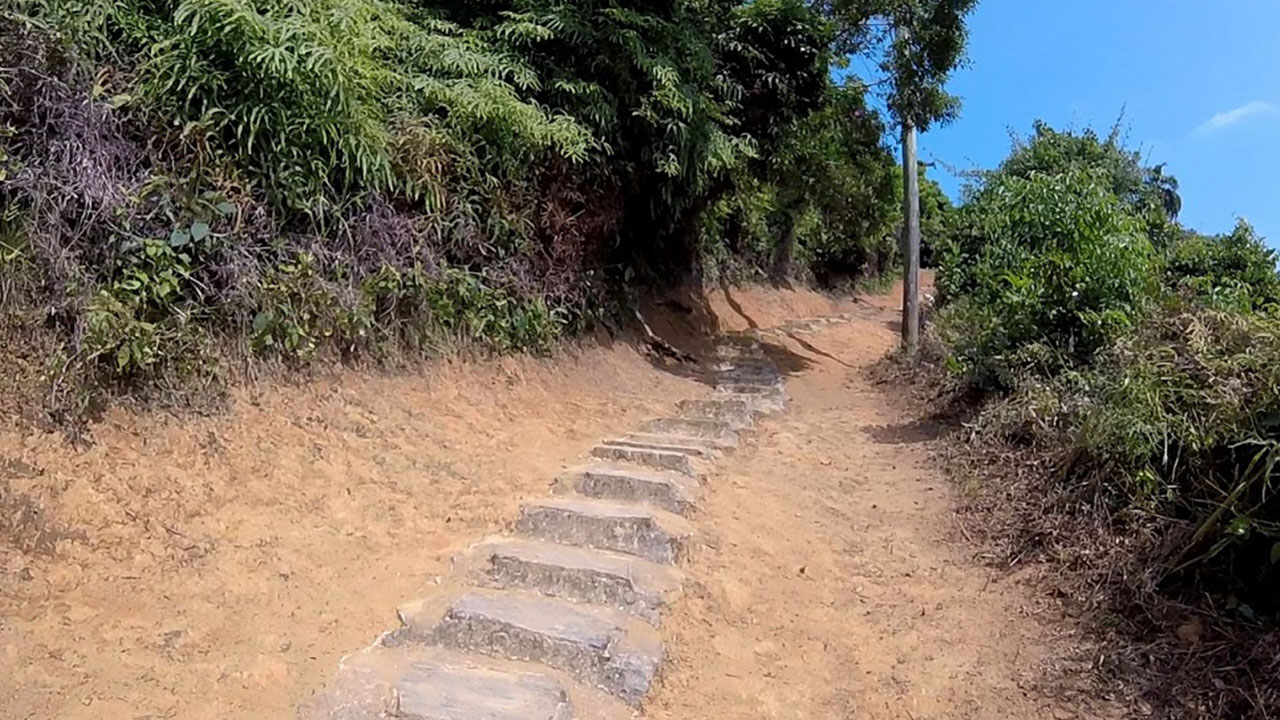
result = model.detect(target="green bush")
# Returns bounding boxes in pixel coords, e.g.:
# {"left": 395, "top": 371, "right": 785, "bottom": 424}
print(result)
{"left": 0, "top": 0, "right": 912, "bottom": 425}
{"left": 1008, "top": 305, "right": 1280, "bottom": 602}
{"left": 936, "top": 169, "right": 1156, "bottom": 387}
{"left": 1164, "top": 220, "right": 1280, "bottom": 312}
{"left": 932, "top": 122, "right": 1280, "bottom": 714}
{"left": 137, "top": 0, "right": 590, "bottom": 209}
{"left": 699, "top": 81, "right": 900, "bottom": 284}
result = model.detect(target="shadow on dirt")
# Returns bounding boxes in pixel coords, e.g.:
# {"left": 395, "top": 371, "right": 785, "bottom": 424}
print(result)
{"left": 861, "top": 415, "right": 951, "bottom": 445}
{"left": 634, "top": 282, "right": 815, "bottom": 387}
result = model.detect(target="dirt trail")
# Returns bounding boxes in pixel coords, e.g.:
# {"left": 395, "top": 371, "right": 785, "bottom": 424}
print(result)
{"left": 650, "top": 291, "right": 1087, "bottom": 720}
{"left": 0, "top": 284, "right": 1091, "bottom": 719}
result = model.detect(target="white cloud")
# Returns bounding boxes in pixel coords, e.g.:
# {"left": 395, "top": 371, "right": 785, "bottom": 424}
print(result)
{"left": 1194, "top": 101, "right": 1275, "bottom": 135}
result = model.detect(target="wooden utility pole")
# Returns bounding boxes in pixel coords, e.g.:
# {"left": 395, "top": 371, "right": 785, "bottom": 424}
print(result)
{"left": 899, "top": 34, "right": 922, "bottom": 356}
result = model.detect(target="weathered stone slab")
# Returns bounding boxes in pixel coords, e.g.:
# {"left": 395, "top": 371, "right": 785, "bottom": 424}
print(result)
{"left": 715, "top": 379, "right": 784, "bottom": 395}
{"left": 557, "top": 463, "right": 701, "bottom": 516}
{"left": 711, "top": 388, "right": 787, "bottom": 413}
{"left": 400, "top": 591, "right": 663, "bottom": 707}
{"left": 640, "top": 417, "right": 743, "bottom": 444}
{"left": 714, "top": 370, "right": 781, "bottom": 387}
{"left": 599, "top": 437, "right": 719, "bottom": 461}
{"left": 517, "top": 497, "right": 693, "bottom": 564}
{"left": 458, "top": 536, "right": 683, "bottom": 624}
{"left": 300, "top": 644, "right": 637, "bottom": 720}
{"left": 589, "top": 444, "right": 701, "bottom": 476}
{"left": 712, "top": 359, "right": 780, "bottom": 381}
{"left": 715, "top": 342, "right": 765, "bottom": 359}
{"left": 622, "top": 431, "right": 735, "bottom": 453}
{"left": 676, "top": 397, "right": 764, "bottom": 425}
{"left": 396, "top": 660, "right": 572, "bottom": 720}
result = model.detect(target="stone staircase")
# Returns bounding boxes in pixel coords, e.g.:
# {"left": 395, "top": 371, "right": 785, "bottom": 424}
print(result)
{"left": 298, "top": 333, "right": 791, "bottom": 720}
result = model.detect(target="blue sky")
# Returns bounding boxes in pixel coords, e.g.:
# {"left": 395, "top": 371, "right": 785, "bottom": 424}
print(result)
{"left": 912, "top": 0, "right": 1280, "bottom": 246}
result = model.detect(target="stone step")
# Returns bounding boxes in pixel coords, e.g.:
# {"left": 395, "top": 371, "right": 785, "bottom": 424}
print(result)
{"left": 676, "top": 397, "right": 765, "bottom": 425}
{"left": 396, "top": 660, "right": 572, "bottom": 720}
{"left": 712, "top": 386, "right": 787, "bottom": 410}
{"left": 715, "top": 354, "right": 776, "bottom": 368}
{"left": 299, "top": 644, "right": 634, "bottom": 720}
{"left": 712, "top": 359, "right": 780, "bottom": 376}
{"left": 589, "top": 443, "right": 701, "bottom": 476}
{"left": 599, "top": 437, "right": 719, "bottom": 460}
{"left": 640, "top": 417, "right": 744, "bottom": 444}
{"left": 517, "top": 497, "right": 693, "bottom": 564}
{"left": 713, "top": 372, "right": 781, "bottom": 388}
{"left": 457, "top": 536, "right": 682, "bottom": 625}
{"left": 399, "top": 591, "right": 663, "bottom": 707}
{"left": 623, "top": 431, "right": 736, "bottom": 452}
{"left": 715, "top": 377, "right": 784, "bottom": 393}
{"left": 715, "top": 342, "right": 765, "bottom": 359}
{"left": 556, "top": 463, "right": 701, "bottom": 516}
{"left": 714, "top": 363, "right": 779, "bottom": 378}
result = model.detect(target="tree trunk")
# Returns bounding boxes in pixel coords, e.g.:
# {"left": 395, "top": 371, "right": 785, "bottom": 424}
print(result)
{"left": 901, "top": 120, "right": 921, "bottom": 355}
{"left": 770, "top": 211, "right": 798, "bottom": 283}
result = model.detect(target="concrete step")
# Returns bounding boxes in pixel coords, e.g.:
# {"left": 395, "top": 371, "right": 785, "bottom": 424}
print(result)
{"left": 715, "top": 355, "right": 776, "bottom": 369}
{"left": 396, "top": 660, "right": 572, "bottom": 720}
{"left": 299, "top": 644, "right": 634, "bottom": 720}
{"left": 599, "top": 437, "right": 719, "bottom": 461}
{"left": 556, "top": 463, "right": 701, "bottom": 516}
{"left": 715, "top": 343, "right": 765, "bottom": 359}
{"left": 711, "top": 388, "right": 787, "bottom": 413}
{"left": 516, "top": 497, "right": 693, "bottom": 564}
{"left": 456, "top": 536, "right": 682, "bottom": 625}
{"left": 713, "top": 367, "right": 780, "bottom": 384}
{"left": 715, "top": 377, "right": 784, "bottom": 393}
{"left": 712, "top": 359, "right": 780, "bottom": 377}
{"left": 589, "top": 443, "right": 701, "bottom": 476}
{"left": 640, "top": 417, "right": 743, "bottom": 444}
{"left": 676, "top": 397, "right": 765, "bottom": 425}
{"left": 399, "top": 591, "right": 663, "bottom": 707}
{"left": 622, "top": 431, "right": 735, "bottom": 452}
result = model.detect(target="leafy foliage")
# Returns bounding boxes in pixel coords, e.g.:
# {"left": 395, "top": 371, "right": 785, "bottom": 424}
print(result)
{"left": 932, "top": 121, "right": 1280, "bottom": 716}
{"left": 699, "top": 81, "right": 900, "bottom": 284}
{"left": 815, "top": 0, "right": 978, "bottom": 130}
{"left": 936, "top": 167, "right": 1155, "bottom": 386}
{"left": 0, "top": 0, "right": 938, "bottom": 426}
{"left": 1165, "top": 220, "right": 1280, "bottom": 312}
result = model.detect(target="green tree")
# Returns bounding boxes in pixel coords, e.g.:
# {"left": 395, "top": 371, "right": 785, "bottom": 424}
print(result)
{"left": 817, "top": 0, "right": 977, "bottom": 348}
{"left": 767, "top": 82, "right": 897, "bottom": 281}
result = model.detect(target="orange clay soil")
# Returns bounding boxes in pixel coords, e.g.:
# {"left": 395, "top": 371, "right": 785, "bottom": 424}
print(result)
{"left": 0, "top": 283, "right": 1103, "bottom": 719}
{"left": 649, "top": 288, "right": 1119, "bottom": 720}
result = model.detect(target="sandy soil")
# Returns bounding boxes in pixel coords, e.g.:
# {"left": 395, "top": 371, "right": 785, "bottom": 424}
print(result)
{"left": 0, "top": 282, "right": 1099, "bottom": 719}
{"left": 648, "top": 289, "right": 1109, "bottom": 720}
{"left": 0, "top": 284, "right": 850, "bottom": 720}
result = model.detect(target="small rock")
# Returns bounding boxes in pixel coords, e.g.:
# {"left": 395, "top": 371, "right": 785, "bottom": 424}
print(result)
{"left": 1176, "top": 617, "right": 1203, "bottom": 646}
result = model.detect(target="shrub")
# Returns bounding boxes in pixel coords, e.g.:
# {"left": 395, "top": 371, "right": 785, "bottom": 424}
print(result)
{"left": 931, "top": 121, "right": 1280, "bottom": 716}
{"left": 1164, "top": 220, "right": 1280, "bottom": 312}
{"left": 935, "top": 169, "right": 1156, "bottom": 387}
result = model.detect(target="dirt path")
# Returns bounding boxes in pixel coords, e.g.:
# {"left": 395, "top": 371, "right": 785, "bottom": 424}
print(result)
{"left": 0, "top": 285, "right": 1091, "bottom": 719}
{"left": 649, "top": 293, "right": 1082, "bottom": 720}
